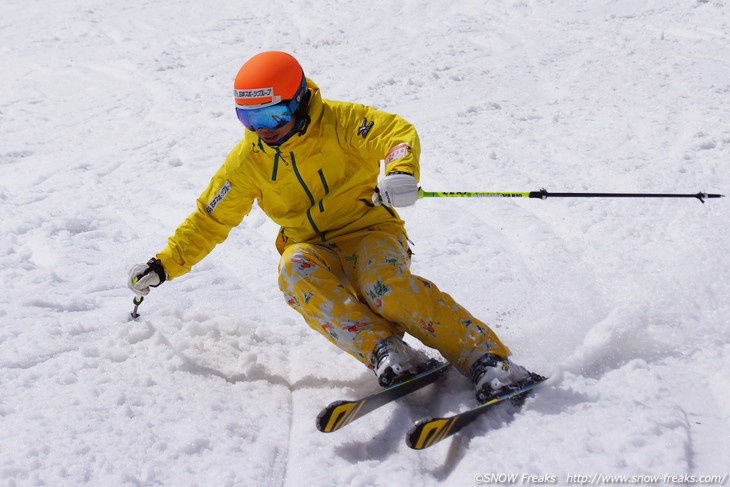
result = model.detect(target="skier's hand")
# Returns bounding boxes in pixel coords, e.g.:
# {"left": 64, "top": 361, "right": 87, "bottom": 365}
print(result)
{"left": 127, "top": 258, "right": 167, "bottom": 296}
{"left": 372, "top": 173, "right": 419, "bottom": 207}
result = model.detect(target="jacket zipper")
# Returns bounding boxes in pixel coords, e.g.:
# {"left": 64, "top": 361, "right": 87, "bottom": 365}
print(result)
{"left": 290, "top": 152, "right": 326, "bottom": 240}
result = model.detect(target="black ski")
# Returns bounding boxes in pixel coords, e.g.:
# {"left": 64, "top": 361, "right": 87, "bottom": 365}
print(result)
{"left": 316, "top": 362, "right": 451, "bottom": 433}
{"left": 406, "top": 376, "right": 548, "bottom": 449}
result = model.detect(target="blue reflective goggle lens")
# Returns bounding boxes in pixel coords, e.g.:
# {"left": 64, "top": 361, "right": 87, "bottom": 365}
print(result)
{"left": 236, "top": 102, "right": 293, "bottom": 131}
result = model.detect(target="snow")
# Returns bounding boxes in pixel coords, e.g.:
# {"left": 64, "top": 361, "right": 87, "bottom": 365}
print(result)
{"left": 1, "top": 0, "right": 728, "bottom": 485}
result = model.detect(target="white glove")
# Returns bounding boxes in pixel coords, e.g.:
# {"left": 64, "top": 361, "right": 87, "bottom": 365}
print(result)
{"left": 372, "top": 173, "right": 419, "bottom": 207}
{"left": 127, "top": 259, "right": 166, "bottom": 296}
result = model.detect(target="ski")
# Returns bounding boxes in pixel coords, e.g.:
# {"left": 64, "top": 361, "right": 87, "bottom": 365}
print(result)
{"left": 406, "top": 376, "right": 548, "bottom": 450}
{"left": 316, "top": 361, "right": 451, "bottom": 433}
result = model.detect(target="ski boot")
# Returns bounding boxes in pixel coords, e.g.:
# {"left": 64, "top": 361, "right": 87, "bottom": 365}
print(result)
{"left": 470, "top": 353, "right": 546, "bottom": 404}
{"left": 371, "top": 335, "right": 435, "bottom": 388}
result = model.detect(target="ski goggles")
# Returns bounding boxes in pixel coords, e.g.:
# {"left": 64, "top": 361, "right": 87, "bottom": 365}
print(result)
{"left": 235, "top": 77, "right": 307, "bottom": 131}
{"left": 236, "top": 100, "right": 296, "bottom": 131}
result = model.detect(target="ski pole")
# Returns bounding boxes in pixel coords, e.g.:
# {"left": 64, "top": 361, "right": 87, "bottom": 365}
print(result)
{"left": 418, "top": 188, "right": 725, "bottom": 203}
{"left": 130, "top": 295, "right": 144, "bottom": 320}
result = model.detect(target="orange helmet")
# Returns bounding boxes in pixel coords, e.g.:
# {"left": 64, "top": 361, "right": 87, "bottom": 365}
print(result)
{"left": 234, "top": 51, "right": 305, "bottom": 108}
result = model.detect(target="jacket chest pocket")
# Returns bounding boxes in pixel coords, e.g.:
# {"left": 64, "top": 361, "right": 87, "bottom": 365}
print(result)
{"left": 290, "top": 151, "right": 345, "bottom": 206}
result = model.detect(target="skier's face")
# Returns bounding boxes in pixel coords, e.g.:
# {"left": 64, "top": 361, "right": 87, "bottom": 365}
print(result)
{"left": 256, "top": 117, "right": 296, "bottom": 145}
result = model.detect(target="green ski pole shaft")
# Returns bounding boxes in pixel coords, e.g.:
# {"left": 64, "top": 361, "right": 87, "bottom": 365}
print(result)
{"left": 418, "top": 189, "right": 531, "bottom": 198}
{"left": 130, "top": 295, "right": 144, "bottom": 320}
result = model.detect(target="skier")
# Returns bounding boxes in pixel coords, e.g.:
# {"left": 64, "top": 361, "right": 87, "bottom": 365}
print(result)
{"left": 127, "top": 51, "right": 542, "bottom": 402}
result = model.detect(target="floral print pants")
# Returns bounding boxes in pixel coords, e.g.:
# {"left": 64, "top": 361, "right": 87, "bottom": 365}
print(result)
{"left": 278, "top": 227, "right": 510, "bottom": 375}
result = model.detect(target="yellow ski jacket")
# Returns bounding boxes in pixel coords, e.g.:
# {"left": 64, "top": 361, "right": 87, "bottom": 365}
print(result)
{"left": 156, "top": 79, "right": 421, "bottom": 280}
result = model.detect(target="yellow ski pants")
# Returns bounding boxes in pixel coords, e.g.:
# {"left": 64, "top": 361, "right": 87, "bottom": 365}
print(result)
{"left": 278, "top": 227, "right": 510, "bottom": 375}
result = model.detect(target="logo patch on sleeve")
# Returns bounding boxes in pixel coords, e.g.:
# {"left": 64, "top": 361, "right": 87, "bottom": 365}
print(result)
{"left": 385, "top": 143, "right": 411, "bottom": 163}
{"left": 358, "top": 117, "right": 375, "bottom": 138}
{"left": 205, "top": 180, "right": 231, "bottom": 214}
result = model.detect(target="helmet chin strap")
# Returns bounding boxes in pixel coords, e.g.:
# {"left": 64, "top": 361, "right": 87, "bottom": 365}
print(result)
{"left": 266, "top": 89, "right": 311, "bottom": 146}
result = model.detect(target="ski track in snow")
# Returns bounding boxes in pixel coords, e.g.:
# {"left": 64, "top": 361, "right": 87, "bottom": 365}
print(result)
{"left": 1, "top": 0, "right": 729, "bottom": 486}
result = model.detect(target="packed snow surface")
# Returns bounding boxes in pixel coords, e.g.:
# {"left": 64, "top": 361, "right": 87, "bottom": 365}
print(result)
{"left": 1, "top": 0, "right": 728, "bottom": 486}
